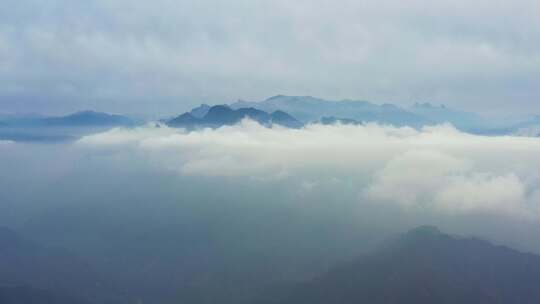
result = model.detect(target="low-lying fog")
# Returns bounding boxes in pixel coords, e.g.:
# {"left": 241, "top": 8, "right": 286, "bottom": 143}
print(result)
{"left": 1, "top": 121, "right": 540, "bottom": 302}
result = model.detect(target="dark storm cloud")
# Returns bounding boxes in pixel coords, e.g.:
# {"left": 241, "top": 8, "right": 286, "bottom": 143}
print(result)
{"left": 1, "top": 0, "right": 539, "bottom": 115}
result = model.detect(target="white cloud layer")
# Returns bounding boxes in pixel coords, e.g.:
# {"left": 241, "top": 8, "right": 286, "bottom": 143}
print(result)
{"left": 78, "top": 121, "right": 540, "bottom": 218}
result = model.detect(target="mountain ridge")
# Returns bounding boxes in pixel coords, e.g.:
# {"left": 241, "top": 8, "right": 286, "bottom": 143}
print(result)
{"left": 166, "top": 105, "right": 303, "bottom": 129}
{"left": 263, "top": 226, "right": 540, "bottom": 304}
{"left": 0, "top": 110, "right": 136, "bottom": 128}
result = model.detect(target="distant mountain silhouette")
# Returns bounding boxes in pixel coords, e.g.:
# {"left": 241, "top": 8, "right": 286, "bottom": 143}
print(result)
{"left": 469, "top": 115, "right": 540, "bottom": 136}
{"left": 168, "top": 112, "right": 201, "bottom": 126}
{"left": 170, "top": 96, "right": 539, "bottom": 133}
{"left": 230, "top": 95, "right": 433, "bottom": 127}
{"left": 270, "top": 110, "right": 305, "bottom": 128}
{"left": 0, "top": 111, "right": 138, "bottom": 142}
{"left": 505, "top": 116, "right": 540, "bottom": 137}
{"left": 0, "top": 111, "right": 135, "bottom": 127}
{"left": 38, "top": 111, "right": 135, "bottom": 127}
{"left": 51, "top": 111, "right": 128, "bottom": 126}
{"left": 189, "top": 104, "right": 211, "bottom": 118}
{"left": 265, "top": 226, "right": 540, "bottom": 304}
{"left": 167, "top": 105, "right": 303, "bottom": 129}
{"left": 409, "top": 102, "right": 487, "bottom": 130}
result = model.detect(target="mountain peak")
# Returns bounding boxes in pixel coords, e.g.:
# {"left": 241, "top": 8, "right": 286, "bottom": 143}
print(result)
{"left": 396, "top": 225, "right": 449, "bottom": 245}
{"left": 207, "top": 104, "right": 232, "bottom": 112}
{"left": 42, "top": 110, "right": 134, "bottom": 127}
{"left": 189, "top": 104, "right": 211, "bottom": 118}
{"left": 269, "top": 226, "right": 540, "bottom": 304}
{"left": 406, "top": 225, "right": 442, "bottom": 236}
{"left": 167, "top": 105, "right": 302, "bottom": 129}
{"left": 267, "top": 94, "right": 288, "bottom": 100}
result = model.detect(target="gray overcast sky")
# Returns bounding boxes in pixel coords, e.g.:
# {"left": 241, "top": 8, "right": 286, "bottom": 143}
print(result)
{"left": 0, "top": 0, "right": 539, "bottom": 116}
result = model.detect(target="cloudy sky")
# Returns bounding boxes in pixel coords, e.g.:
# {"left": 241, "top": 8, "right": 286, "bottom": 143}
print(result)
{"left": 1, "top": 0, "right": 539, "bottom": 115}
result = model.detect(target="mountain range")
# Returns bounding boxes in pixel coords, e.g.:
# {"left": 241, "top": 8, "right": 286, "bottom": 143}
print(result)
{"left": 231, "top": 95, "right": 433, "bottom": 128}
{"left": 408, "top": 102, "right": 486, "bottom": 130}
{"left": 165, "top": 96, "right": 495, "bottom": 131}
{"left": 264, "top": 226, "right": 540, "bottom": 304}
{"left": 166, "top": 105, "right": 303, "bottom": 129}
{"left": 2, "top": 95, "right": 540, "bottom": 141}
{"left": 175, "top": 95, "right": 514, "bottom": 132}
{"left": 0, "top": 111, "right": 138, "bottom": 142}
{"left": 5, "top": 224, "right": 540, "bottom": 303}
{"left": 0, "top": 111, "right": 135, "bottom": 128}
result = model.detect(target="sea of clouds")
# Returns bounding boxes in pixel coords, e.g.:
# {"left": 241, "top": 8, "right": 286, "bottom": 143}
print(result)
{"left": 2, "top": 121, "right": 540, "bottom": 256}
{"left": 78, "top": 120, "right": 540, "bottom": 219}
